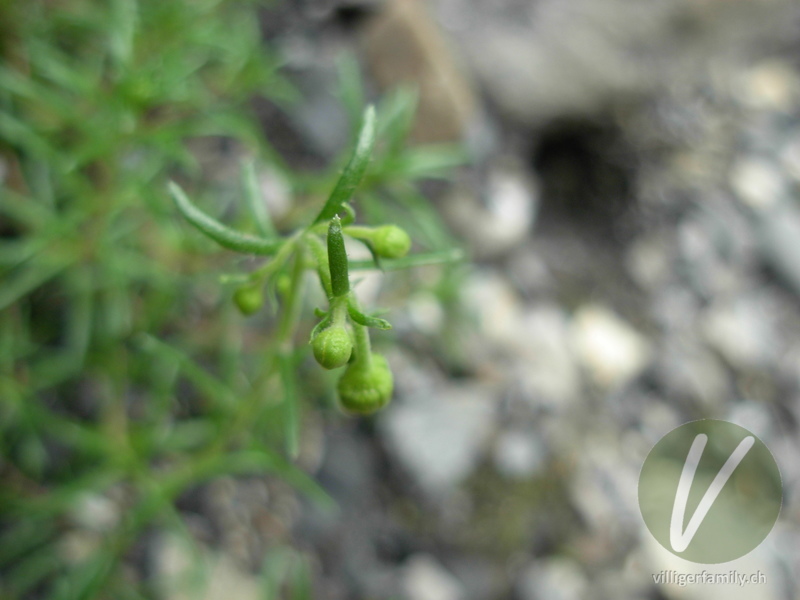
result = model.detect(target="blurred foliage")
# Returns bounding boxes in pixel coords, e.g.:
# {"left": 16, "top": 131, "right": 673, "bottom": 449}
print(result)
{"left": 0, "top": 0, "right": 465, "bottom": 597}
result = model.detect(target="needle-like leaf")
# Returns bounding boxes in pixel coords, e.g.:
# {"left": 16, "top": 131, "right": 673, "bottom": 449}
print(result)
{"left": 169, "top": 181, "right": 283, "bottom": 255}
{"left": 312, "top": 105, "right": 376, "bottom": 225}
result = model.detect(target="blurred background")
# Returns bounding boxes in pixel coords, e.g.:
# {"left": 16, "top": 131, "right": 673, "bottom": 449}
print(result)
{"left": 3, "top": 0, "right": 800, "bottom": 598}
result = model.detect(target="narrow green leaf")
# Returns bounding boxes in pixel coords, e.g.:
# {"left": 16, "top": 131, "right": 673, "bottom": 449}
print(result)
{"left": 51, "top": 548, "right": 115, "bottom": 600}
{"left": 0, "top": 260, "right": 74, "bottom": 312}
{"left": 136, "top": 333, "right": 237, "bottom": 409}
{"left": 109, "top": 0, "right": 139, "bottom": 71}
{"left": 346, "top": 303, "right": 392, "bottom": 330}
{"left": 377, "top": 86, "right": 418, "bottom": 154}
{"left": 0, "top": 518, "right": 55, "bottom": 565}
{"left": 5, "top": 544, "right": 62, "bottom": 599}
{"left": 168, "top": 182, "right": 283, "bottom": 255}
{"left": 0, "top": 110, "right": 58, "bottom": 163}
{"left": 312, "top": 105, "right": 376, "bottom": 225}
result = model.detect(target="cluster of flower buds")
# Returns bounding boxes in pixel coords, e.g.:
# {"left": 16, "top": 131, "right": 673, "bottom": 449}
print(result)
{"left": 171, "top": 105, "right": 459, "bottom": 418}
{"left": 309, "top": 215, "right": 410, "bottom": 414}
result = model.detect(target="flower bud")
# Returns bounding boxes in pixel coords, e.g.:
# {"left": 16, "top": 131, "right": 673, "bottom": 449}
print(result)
{"left": 312, "top": 325, "right": 352, "bottom": 370}
{"left": 233, "top": 285, "right": 263, "bottom": 315}
{"left": 337, "top": 353, "right": 393, "bottom": 414}
{"left": 372, "top": 225, "right": 411, "bottom": 259}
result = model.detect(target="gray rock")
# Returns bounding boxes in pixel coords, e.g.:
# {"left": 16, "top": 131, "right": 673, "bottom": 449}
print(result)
{"left": 625, "top": 233, "right": 676, "bottom": 292}
{"left": 654, "top": 336, "right": 729, "bottom": 409}
{"left": 154, "top": 533, "right": 262, "bottom": 600}
{"left": 730, "top": 157, "right": 786, "bottom": 210}
{"left": 461, "top": 270, "right": 526, "bottom": 350}
{"left": 569, "top": 304, "right": 652, "bottom": 390}
{"left": 403, "top": 554, "right": 465, "bottom": 600}
{"left": 569, "top": 431, "right": 642, "bottom": 535}
{"left": 362, "top": 0, "right": 479, "bottom": 144}
{"left": 380, "top": 384, "right": 496, "bottom": 497}
{"left": 493, "top": 429, "right": 546, "bottom": 479}
{"left": 735, "top": 59, "right": 800, "bottom": 113}
{"left": 506, "top": 245, "right": 553, "bottom": 295}
{"left": 752, "top": 202, "right": 800, "bottom": 298}
{"left": 438, "top": 0, "right": 799, "bottom": 124}
{"left": 650, "top": 286, "right": 701, "bottom": 332}
{"left": 700, "top": 295, "right": 778, "bottom": 370}
{"left": 443, "top": 160, "right": 538, "bottom": 258}
{"left": 68, "top": 492, "right": 120, "bottom": 533}
{"left": 516, "top": 558, "right": 588, "bottom": 600}
{"left": 512, "top": 304, "right": 581, "bottom": 410}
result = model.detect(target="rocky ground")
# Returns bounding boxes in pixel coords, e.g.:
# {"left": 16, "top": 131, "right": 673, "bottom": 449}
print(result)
{"left": 157, "top": 1, "right": 800, "bottom": 598}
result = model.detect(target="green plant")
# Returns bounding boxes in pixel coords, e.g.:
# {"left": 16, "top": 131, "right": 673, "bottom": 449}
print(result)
{"left": 0, "top": 2, "right": 465, "bottom": 597}
{"left": 170, "top": 105, "right": 460, "bottom": 416}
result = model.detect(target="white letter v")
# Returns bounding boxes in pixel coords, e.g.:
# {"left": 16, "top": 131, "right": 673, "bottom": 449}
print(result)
{"left": 669, "top": 433, "right": 755, "bottom": 552}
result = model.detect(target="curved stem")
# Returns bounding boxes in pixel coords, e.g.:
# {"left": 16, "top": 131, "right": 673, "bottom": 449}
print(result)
{"left": 348, "top": 294, "right": 372, "bottom": 368}
{"left": 341, "top": 225, "right": 375, "bottom": 241}
{"left": 330, "top": 295, "right": 348, "bottom": 327}
{"left": 248, "top": 231, "right": 300, "bottom": 284}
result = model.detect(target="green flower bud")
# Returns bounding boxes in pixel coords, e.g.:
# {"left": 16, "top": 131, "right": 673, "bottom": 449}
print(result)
{"left": 327, "top": 216, "right": 350, "bottom": 298}
{"left": 233, "top": 285, "right": 263, "bottom": 315}
{"left": 312, "top": 325, "right": 352, "bottom": 370}
{"left": 276, "top": 273, "right": 292, "bottom": 298}
{"left": 337, "top": 353, "right": 393, "bottom": 414}
{"left": 371, "top": 225, "right": 411, "bottom": 259}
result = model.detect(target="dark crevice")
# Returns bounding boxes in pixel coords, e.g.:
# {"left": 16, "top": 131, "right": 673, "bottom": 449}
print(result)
{"left": 531, "top": 117, "right": 638, "bottom": 243}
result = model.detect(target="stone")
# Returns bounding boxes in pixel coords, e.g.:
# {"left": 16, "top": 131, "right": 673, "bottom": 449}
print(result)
{"left": 154, "top": 533, "right": 262, "bottom": 600}
{"left": 569, "top": 431, "right": 641, "bottom": 533}
{"left": 779, "top": 136, "right": 800, "bottom": 183}
{"left": 441, "top": 0, "right": 798, "bottom": 125}
{"left": 625, "top": 234, "right": 675, "bottom": 292}
{"left": 406, "top": 290, "right": 446, "bottom": 335}
{"left": 362, "top": 0, "right": 478, "bottom": 144}
{"left": 569, "top": 304, "right": 652, "bottom": 390}
{"left": 69, "top": 493, "right": 120, "bottom": 532}
{"left": 700, "top": 295, "right": 776, "bottom": 370}
{"left": 380, "top": 384, "right": 496, "bottom": 497}
{"left": 653, "top": 337, "right": 728, "bottom": 409}
{"left": 736, "top": 60, "right": 799, "bottom": 112}
{"left": 443, "top": 159, "right": 538, "bottom": 258}
{"left": 403, "top": 554, "right": 465, "bottom": 600}
{"left": 730, "top": 157, "right": 785, "bottom": 210}
{"left": 752, "top": 203, "right": 800, "bottom": 298}
{"left": 512, "top": 304, "right": 581, "bottom": 409}
{"left": 461, "top": 270, "right": 525, "bottom": 349}
{"left": 516, "top": 557, "right": 588, "bottom": 600}
{"left": 493, "top": 429, "right": 546, "bottom": 479}
{"left": 506, "top": 245, "right": 553, "bottom": 295}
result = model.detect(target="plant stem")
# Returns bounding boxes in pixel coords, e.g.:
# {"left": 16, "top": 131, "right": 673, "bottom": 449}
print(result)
{"left": 248, "top": 231, "right": 300, "bottom": 284}
{"left": 341, "top": 225, "right": 374, "bottom": 240}
{"left": 349, "top": 294, "right": 372, "bottom": 368}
